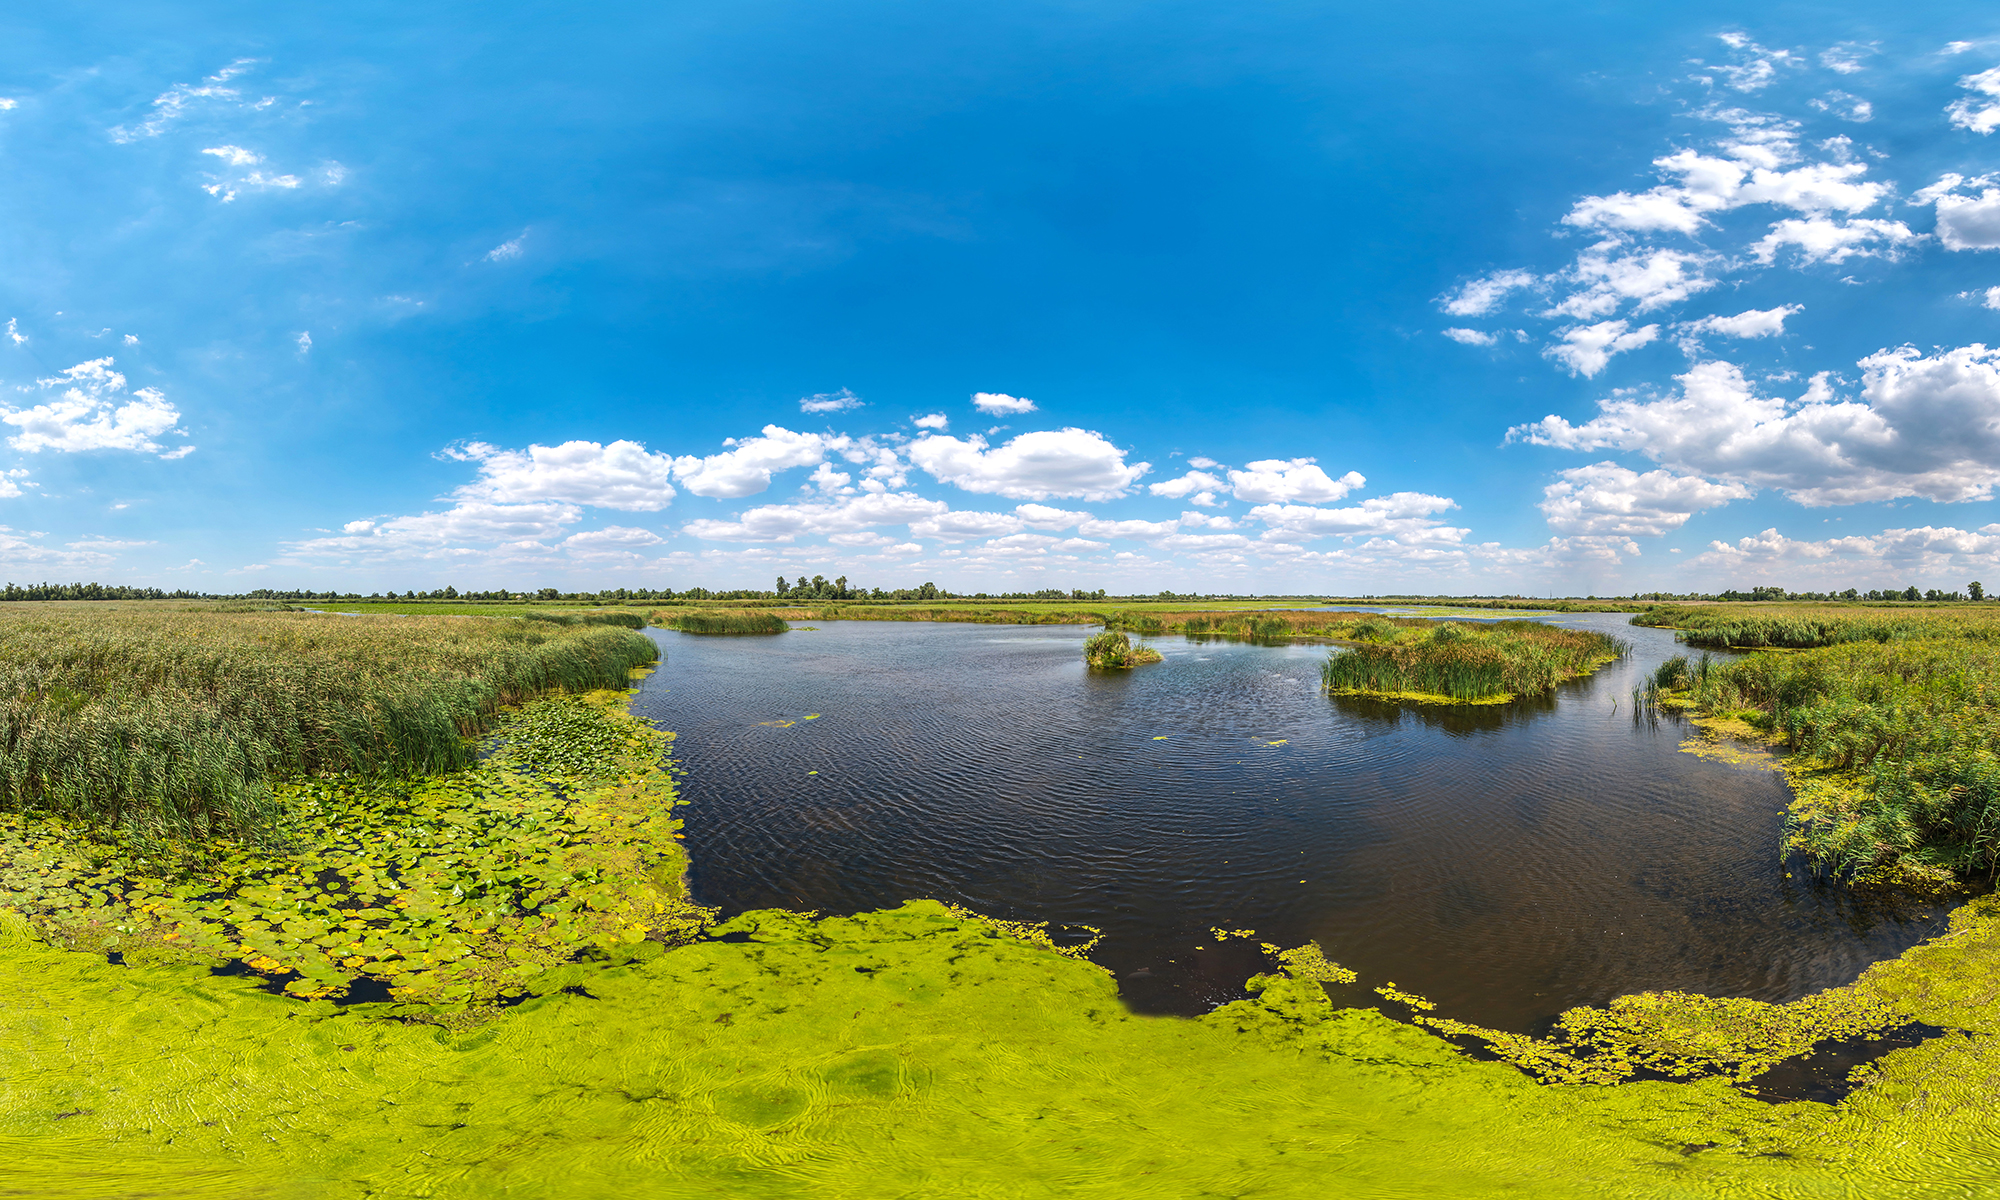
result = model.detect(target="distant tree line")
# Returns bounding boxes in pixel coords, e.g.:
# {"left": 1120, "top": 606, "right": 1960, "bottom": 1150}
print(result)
{"left": 0, "top": 582, "right": 204, "bottom": 601}
{"left": 1621, "top": 583, "right": 1987, "bottom": 603}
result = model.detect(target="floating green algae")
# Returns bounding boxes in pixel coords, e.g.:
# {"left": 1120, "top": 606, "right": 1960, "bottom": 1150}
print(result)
{"left": 0, "top": 688, "right": 710, "bottom": 1006}
{"left": 9, "top": 689, "right": 2000, "bottom": 1196}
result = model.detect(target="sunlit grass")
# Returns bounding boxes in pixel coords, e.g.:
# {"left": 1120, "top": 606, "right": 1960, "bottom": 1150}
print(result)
{"left": 1322, "top": 621, "right": 1626, "bottom": 704}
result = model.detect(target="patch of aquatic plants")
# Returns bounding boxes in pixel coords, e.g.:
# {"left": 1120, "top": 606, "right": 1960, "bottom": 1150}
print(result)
{"left": 1634, "top": 603, "right": 2000, "bottom": 649}
{"left": 0, "top": 609, "right": 658, "bottom": 845}
{"left": 1670, "top": 637, "right": 2000, "bottom": 883}
{"left": 1321, "top": 621, "right": 1626, "bottom": 704}
{"left": 657, "top": 609, "right": 790, "bottom": 635}
{"left": 1083, "top": 629, "right": 1162, "bottom": 668}
{"left": 10, "top": 895, "right": 2000, "bottom": 1195}
{"left": 522, "top": 610, "right": 648, "bottom": 629}
{"left": 0, "top": 691, "right": 711, "bottom": 1005}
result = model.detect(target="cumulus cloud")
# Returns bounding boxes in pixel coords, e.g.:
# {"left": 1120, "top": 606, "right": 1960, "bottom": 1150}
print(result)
{"left": 289, "top": 501, "right": 583, "bottom": 561}
{"left": 906, "top": 428, "right": 1148, "bottom": 500}
{"left": 1563, "top": 149, "right": 1887, "bottom": 237}
{"left": 1440, "top": 269, "right": 1537, "bottom": 316}
{"left": 1148, "top": 469, "right": 1227, "bottom": 506}
{"left": 971, "top": 392, "right": 1038, "bottom": 416}
{"left": 1551, "top": 244, "right": 1715, "bottom": 318}
{"left": 1015, "top": 503, "right": 1090, "bottom": 530}
{"left": 4, "top": 358, "right": 191, "bottom": 457}
{"left": 912, "top": 413, "right": 949, "bottom": 430}
{"left": 683, "top": 490, "right": 946, "bottom": 542}
{"left": 799, "top": 388, "right": 862, "bottom": 414}
{"left": 672, "top": 426, "right": 849, "bottom": 499}
{"left": 1443, "top": 327, "right": 1499, "bottom": 346}
{"left": 908, "top": 510, "right": 1025, "bottom": 541}
{"left": 1947, "top": 65, "right": 2000, "bottom": 134}
{"left": 1917, "top": 176, "right": 2000, "bottom": 250}
{"left": 1678, "top": 305, "right": 1800, "bottom": 339}
{"left": 561, "top": 526, "right": 666, "bottom": 560}
{"left": 1750, "top": 217, "right": 1920, "bottom": 264}
{"left": 1248, "top": 493, "right": 1461, "bottom": 541}
{"left": 1808, "top": 91, "right": 1873, "bottom": 122}
{"left": 1703, "top": 33, "right": 1803, "bottom": 92}
{"left": 5, "top": 319, "right": 23, "bottom": 346}
{"left": 1509, "top": 347, "right": 2000, "bottom": 505}
{"left": 448, "top": 439, "right": 678, "bottom": 510}
{"left": 1226, "top": 459, "right": 1364, "bottom": 504}
{"left": 1540, "top": 462, "right": 1753, "bottom": 536}
{"left": 1546, "top": 320, "right": 1660, "bottom": 377}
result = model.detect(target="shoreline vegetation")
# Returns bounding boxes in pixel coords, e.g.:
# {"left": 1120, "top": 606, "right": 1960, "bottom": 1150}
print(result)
{"left": 657, "top": 609, "right": 789, "bottom": 635}
{"left": 1636, "top": 602, "right": 2000, "bottom": 891}
{"left": 1322, "top": 620, "right": 1628, "bottom": 705}
{"left": 7, "top": 604, "right": 2000, "bottom": 1193}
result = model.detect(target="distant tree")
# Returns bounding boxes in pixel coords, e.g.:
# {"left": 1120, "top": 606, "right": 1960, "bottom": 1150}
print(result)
{"left": 776, "top": 576, "right": 790, "bottom": 595}
{"left": 1973, "top": 581, "right": 1986, "bottom": 602}
{"left": 1903, "top": 585, "right": 1922, "bottom": 601}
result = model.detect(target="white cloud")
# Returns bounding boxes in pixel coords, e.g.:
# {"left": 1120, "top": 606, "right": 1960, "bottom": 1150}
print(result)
{"left": 683, "top": 490, "right": 947, "bottom": 542}
{"left": 912, "top": 413, "right": 949, "bottom": 430}
{"left": 907, "top": 428, "right": 1148, "bottom": 500}
{"left": 1510, "top": 348, "right": 2000, "bottom": 505}
{"left": 111, "top": 59, "right": 259, "bottom": 142}
{"left": 672, "top": 426, "right": 849, "bottom": 499}
{"left": 1440, "top": 269, "right": 1536, "bottom": 316}
{"left": 4, "top": 358, "right": 190, "bottom": 457}
{"left": 295, "top": 331, "right": 312, "bottom": 354}
{"left": 1947, "top": 66, "right": 2000, "bottom": 135}
{"left": 1751, "top": 217, "right": 1920, "bottom": 264}
{"left": 799, "top": 388, "right": 862, "bottom": 414}
{"left": 1679, "top": 305, "right": 1801, "bottom": 339}
{"left": 1540, "top": 462, "right": 1753, "bottom": 536}
{"left": 201, "top": 145, "right": 260, "bottom": 167}
{"left": 1921, "top": 179, "right": 2000, "bottom": 250}
{"left": 562, "top": 526, "right": 666, "bottom": 560}
{"left": 909, "top": 510, "right": 1025, "bottom": 541}
{"left": 971, "top": 392, "right": 1038, "bottom": 416}
{"left": 1551, "top": 244, "right": 1714, "bottom": 318}
{"left": 288, "top": 501, "right": 583, "bottom": 561}
{"left": 449, "top": 439, "right": 678, "bottom": 510}
{"left": 0, "top": 469, "right": 33, "bottom": 499}
{"left": 1015, "top": 503, "right": 1090, "bottom": 530}
{"left": 1076, "top": 517, "right": 1181, "bottom": 541}
{"left": 1564, "top": 152, "right": 1888, "bottom": 237}
{"left": 1705, "top": 34, "right": 1803, "bottom": 92}
{"left": 122, "top": 334, "right": 138, "bottom": 346}
{"left": 4, "top": 319, "right": 22, "bottom": 346}
{"left": 1819, "top": 43, "right": 1875, "bottom": 74}
{"left": 1225, "top": 459, "right": 1365, "bottom": 504}
{"left": 1148, "top": 469, "right": 1225, "bottom": 503}
{"left": 1443, "top": 327, "right": 1498, "bottom": 346}
{"left": 1983, "top": 287, "right": 2000, "bottom": 310}
{"left": 1546, "top": 320, "right": 1660, "bottom": 377}
{"left": 1248, "top": 493, "right": 1461, "bottom": 540}
{"left": 0, "top": 99, "right": 15, "bottom": 111}
{"left": 485, "top": 232, "right": 527, "bottom": 262}
{"left": 1808, "top": 91, "right": 1873, "bottom": 122}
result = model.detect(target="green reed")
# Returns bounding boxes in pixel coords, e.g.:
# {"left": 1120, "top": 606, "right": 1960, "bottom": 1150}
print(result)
{"left": 1633, "top": 603, "right": 2000, "bottom": 649}
{"left": 1321, "top": 621, "right": 1626, "bottom": 702}
{"left": 1083, "top": 630, "right": 1161, "bottom": 669}
{"left": 658, "top": 610, "right": 790, "bottom": 635}
{"left": 1679, "top": 637, "right": 2000, "bottom": 880}
{"left": 0, "top": 609, "right": 658, "bottom": 845}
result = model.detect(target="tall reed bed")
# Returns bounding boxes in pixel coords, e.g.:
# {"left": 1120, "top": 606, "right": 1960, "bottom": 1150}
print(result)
{"left": 1633, "top": 604, "right": 2000, "bottom": 649}
{"left": 656, "top": 610, "right": 789, "bottom": 635}
{"left": 0, "top": 610, "right": 658, "bottom": 842}
{"left": 1083, "top": 630, "right": 1161, "bottom": 668}
{"left": 1321, "top": 621, "right": 1625, "bottom": 703}
{"left": 1675, "top": 638, "right": 2000, "bottom": 880}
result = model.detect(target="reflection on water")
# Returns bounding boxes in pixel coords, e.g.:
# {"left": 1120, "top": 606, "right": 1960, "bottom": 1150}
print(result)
{"left": 632, "top": 614, "right": 1957, "bottom": 1031}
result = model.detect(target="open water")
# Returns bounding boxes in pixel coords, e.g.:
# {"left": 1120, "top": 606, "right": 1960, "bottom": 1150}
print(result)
{"left": 632, "top": 614, "right": 1959, "bottom": 1032}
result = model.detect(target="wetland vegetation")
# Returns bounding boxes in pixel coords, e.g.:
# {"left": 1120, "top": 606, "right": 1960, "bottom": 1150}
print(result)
{"left": 1082, "top": 629, "right": 1162, "bottom": 668}
{"left": 656, "top": 609, "right": 790, "bottom": 635}
{"left": 1321, "top": 620, "right": 1627, "bottom": 704}
{"left": 6, "top": 601, "right": 2000, "bottom": 1196}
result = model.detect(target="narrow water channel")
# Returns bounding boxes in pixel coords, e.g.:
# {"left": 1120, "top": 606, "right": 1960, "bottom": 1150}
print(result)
{"left": 632, "top": 614, "right": 1957, "bottom": 1032}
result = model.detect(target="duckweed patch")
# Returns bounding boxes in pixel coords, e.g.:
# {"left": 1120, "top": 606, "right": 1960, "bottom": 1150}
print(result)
{"left": 0, "top": 690, "right": 712, "bottom": 1008}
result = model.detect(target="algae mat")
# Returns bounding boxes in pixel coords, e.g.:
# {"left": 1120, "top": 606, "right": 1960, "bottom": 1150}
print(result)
{"left": 6, "top": 899, "right": 2000, "bottom": 1198}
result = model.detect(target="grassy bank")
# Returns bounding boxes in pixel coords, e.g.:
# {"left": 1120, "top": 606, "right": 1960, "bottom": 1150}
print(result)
{"left": 1322, "top": 621, "right": 1627, "bottom": 704}
{"left": 1633, "top": 602, "right": 2000, "bottom": 649}
{"left": 0, "top": 609, "right": 657, "bottom": 844}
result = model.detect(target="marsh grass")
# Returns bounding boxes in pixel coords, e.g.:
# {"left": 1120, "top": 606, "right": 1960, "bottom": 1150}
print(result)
{"left": 1083, "top": 630, "right": 1162, "bottom": 669}
{"left": 1634, "top": 603, "right": 2000, "bottom": 649}
{"left": 1322, "top": 621, "right": 1626, "bottom": 704}
{"left": 658, "top": 610, "right": 789, "bottom": 635}
{"left": 1680, "top": 637, "right": 2000, "bottom": 881}
{"left": 0, "top": 610, "right": 657, "bottom": 845}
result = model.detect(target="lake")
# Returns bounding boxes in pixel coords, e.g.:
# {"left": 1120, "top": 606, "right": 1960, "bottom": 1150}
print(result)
{"left": 633, "top": 614, "right": 1957, "bottom": 1033}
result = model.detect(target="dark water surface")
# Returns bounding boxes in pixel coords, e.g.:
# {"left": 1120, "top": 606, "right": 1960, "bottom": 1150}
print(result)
{"left": 632, "top": 615, "right": 1956, "bottom": 1032}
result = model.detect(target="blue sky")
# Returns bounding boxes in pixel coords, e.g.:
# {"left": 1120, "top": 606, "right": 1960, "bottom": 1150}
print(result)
{"left": 4, "top": 3, "right": 2000, "bottom": 594}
